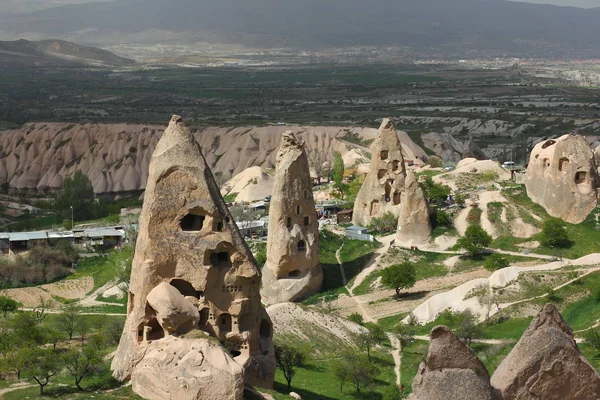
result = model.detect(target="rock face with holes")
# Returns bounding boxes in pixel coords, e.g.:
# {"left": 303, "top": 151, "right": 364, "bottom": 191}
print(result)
{"left": 491, "top": 304, "right": 600, "bottom": 400}
{"left": 111, "top": 116, "right": 275, "bottom": 399}
{"left": 352, "top": 119, "right": 431, "bottom": 243}
{"left": 409, "top": 326, "right": 493, "bottom": 400}
{"left": 261, "top": 132, "right": 322, "bottom": 305}
{"left": 526, "top": 134, "right": 598, "bottom": 224}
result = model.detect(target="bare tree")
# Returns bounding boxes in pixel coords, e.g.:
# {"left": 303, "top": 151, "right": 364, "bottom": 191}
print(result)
{"left": 33, "top": 296, "right": 52, "bottom": 323}
{"left": 308, "top": 148, "right": 332, "bottom": 184}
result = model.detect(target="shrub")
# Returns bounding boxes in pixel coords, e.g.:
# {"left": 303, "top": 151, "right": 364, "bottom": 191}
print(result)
{"left": 347, "top": 313, "right": 364, "bottom": 325}
{"left": 369, "top": 212, "right": 398, "bottom": 234}
{"left": 541, "top": 218, "right": 570, "bottom": 248}
{"left": 457, "top": 224, "right": 492, "bottom": 257}
{"left": 484, "top": 254, "right": 509, "bottom": 271}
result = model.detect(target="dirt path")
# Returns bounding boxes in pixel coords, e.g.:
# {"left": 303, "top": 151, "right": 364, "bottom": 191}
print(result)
{"left": 76, "top": 282, "right": 124, "bottom": 308}
{"left": 336, "top": 243, "right": 348, "bottom": 287}
{"left": 348, "top": 233, "right": 396, "bottom": 293}
{"left": 0, "top": 382, "right": 35, "bottom": 397}
{"left": 388, "top": 333, "right": 401, "bottom": 386}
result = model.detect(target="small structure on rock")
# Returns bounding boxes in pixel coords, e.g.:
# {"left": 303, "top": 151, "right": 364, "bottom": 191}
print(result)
{"left": 525, "top": 134, "right": 598, "bottom": 224}
{"left": 409, "top": 326, "right": 493, "bottom": 400}
{"left": 111, "top": 116, "right": 275, "bottom": 400}
{"left": 410, "top": 304, "right": 600, "bottom": 400}
{"left": 352, "top": 119, "right": 431, "bottom": 244}
{"left": 491, "top": 304, "right": 600, "bottom": 399}
{"left": 261, "top": 132, "right": 322, "bottom": 304}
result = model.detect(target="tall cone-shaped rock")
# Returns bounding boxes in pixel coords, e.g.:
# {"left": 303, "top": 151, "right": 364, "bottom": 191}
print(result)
{"left": 352, "top": 119, "right": 431, "bottom": 243}
{"left": 491, "top": 304, "right": 600, "bottom": 399}
{"left": 111, "top": 116, "right": 275, "bottom": 400}
{"left": 261, "top": 132, "right": 322, "bottom": 305}
{"left": 409, "top": 326, "right": 493, "bottom": 400}
{"left": 525, "top": 134, "right": 598, "bottom": 224}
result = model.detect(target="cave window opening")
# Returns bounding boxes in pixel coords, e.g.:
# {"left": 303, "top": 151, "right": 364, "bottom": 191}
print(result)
{"left": 199, "top": 308, "right": 209, "bottom": 327}
{"left": 575, "top": 171, "right": 587, "bottom": 184}
{"left": 558, "top": 158, "right": 569, "bottom": 172}
{"left": 216, "top": 221, "right": 224, "bottom": 232}
{"left": 380, "top": 150, "right": 389, "bottom": 160}
{"left": 170, "top": 279, "right": 199, "bottom": 298}
{"left": 219, "top": 313, "right": 232, "bottom": 334}
{"left": 286, "top": 217, "right": 291, "bottom": 228}
{"left": 296, "top": 205, "right": 301, "bottom": 216}
{"left": 297, "top": 240, "right": 306, "bottom": 253}
{"left": 393, "top": 191, "right": 401, "bottom": 205}
{"left": 392, "top": 160, "right": 400, "bottom": 171}
{"left": 541, "top": 140, "right": 556, "bottom": 149}
{"left": 304, "top": 216, "right": 310, "bottom": 226}
{"left": 384, "top": 182, "right": 392, "bottom": 202}
{"left": 288, "top": 269, "right": 301, "bottom": 278}
{"left": 210, "top": 252, "right": 231, "bottom": 269}
{"left": 370, "top": 200, "right": 380, "bottom": 216}
{"left": 378, "top": 169, "right": 386, "bottom": 180}
{"left": 303, "top": 190, "right": 309, "bottom": 200}
{"left": 180, "top": 213, "right": 205, "bottom": 232}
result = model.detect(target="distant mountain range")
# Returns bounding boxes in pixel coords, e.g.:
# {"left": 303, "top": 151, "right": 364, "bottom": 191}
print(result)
{"left": 1, "top": 0, "right": 599, "bottom": 57}
{"left": 0, "top": 39, "right": 134, "bottom": 67}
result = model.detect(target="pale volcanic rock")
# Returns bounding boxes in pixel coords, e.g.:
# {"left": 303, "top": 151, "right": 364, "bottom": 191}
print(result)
{"left": 491, "top": 304, "right": 600, "bottom": 400}
{"left": 146, "top": 282, "right": 200, "bottom": 336}
{"left": 409, "top": 326, "right": 493, "bottom": 400}
{"left": 261, "top": 132, "right": 322, "bottom": 305}
{"left": 525, "top": 134, "right": 598, "bottom": 224}
{"left": 0, "top": 123, "right": 427, "bottom": 194}
{"left": 111, "top": 116, "right": 275, "bottom": 399}
{"left": 220, "top": 167, "right": 274, "bottom": 203}
{"left": 352, "top": 119, "right": 431, "bottom": 243}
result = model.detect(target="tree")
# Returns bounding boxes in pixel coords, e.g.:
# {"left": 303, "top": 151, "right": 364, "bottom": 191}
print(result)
{"left": 333, "top": 351, "right": 379, "bottom": 394}
{"left": 76, "top": 317, "right": 90, "bottom": 345}
{"left": 332, "top": 151, "right": 345, "bottom": 186}
{"left": 369, "top": 211, "right": 398, "bottom": 234}
{"left": 428, "top": 156, "right": 443, "bottom": 168}
{"left": 274, "top": 342, "right": 307, "bottom": 391}
{"left": 308, "top": 148, "right": 332, "bottom": 184}
{"left": 104, "top": 318, "right": 125, "bottom": 345}
{"left": 347, "top": 313, "right": 364, "bottom": 325}
{"left": 454, "top": 309, "right": 483, "bottom": 347}
{"left": 56, "top": 303, "right": 81, "bottom": 340}
{"left": 541, "top": 218, "right": 570, "bottom": 248}
{"left": 353, "top": 323, "right": 386, "bottom": 360}
{"left": 33, "top": 296, "right": 52, "bottom": 323}
{"left": 63, "top": 346, "right": 103, "bottom": 391}
{"left": 457, "top": 224, "right": 492, "bottom": 257}
{"left": 420, "top": 177, "right": 451, "bottom": 207}
{"left": 583, "top": 328, "right": 600, "bottom": 356}
{"left": 10, "top": 312, "right": 45, "bottom": 346}
{"left": 21, "top": 347, "right": 62, "bottom": 395}
{"left": 381, "top": 262, "right": 417, "bottom": 298}
{"left": 0, "top": 296, "right": 18, "bottom": 317}
{"left": 53, "top": 170, "right": 95, "bottom": 222}
{"left": 484, "top": 254, "right": 509, "bottom": 271}
{"left": 394, "top": 323, "right": 415, "bottom": 353}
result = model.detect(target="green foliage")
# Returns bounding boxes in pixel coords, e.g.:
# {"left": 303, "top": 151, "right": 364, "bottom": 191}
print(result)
{"left": 332, "top": 351, "right": 379, "bottom": 394}
{"left": 583, "top": 328, "right": 600, "bottom": 356}
{"left": 274, "top": 342, "right": 309, "bottom": 391}
{"left": 0, "top": 295, "right": 18, "bottom": 317}
{"left": 457, "top": 224, "right": 492, "bottom": 256}
{"left": 56, "top": 303, "right": 82, "bottom": 340}
{"left": 53, "top": 171, "right": 95, "bottom": 222}
{"left": 20, "top": 347, "right": 63, "bottom": 395}
{"left": 420, "top": 177, "right": 451, "bottom": 207}
{"left": 546, "top": 288, "right": 562, "bottom": 303}
{"left": 223, "top": 192, "right": 238, "bottom": 203}
{"left": 431, "top": 208, "right": 452, "bottom": 228}
{"left": 369, "top": 211, "right": 398, "bottom": 234}
{"left": 353, "top": 323, "right": 387, "bottom": 360}
{"left": 63, "top": 346, "right": 104, "bottom": 390}
{"left": 483, "top": 254, "right": 509, "bottom": 272}
{"left": 381, "top": 262, "right": 416, "bottom": 298}
{"left": 332, "top": 151, "right": 345, "bottom": 185}
{"left": 347, "top": 313, "right": 364, "bottom": 325}
{"left": 383, "top": 384, "right": 409, "bottom": 400}
{"left": 252, "top": 242, "right": 267, "bottom": 267}
{"left": 428, "top": 155, "right": 443, "bottom": 168}
{"left": 540, "top": 218, "right": 570, "bottom": 248}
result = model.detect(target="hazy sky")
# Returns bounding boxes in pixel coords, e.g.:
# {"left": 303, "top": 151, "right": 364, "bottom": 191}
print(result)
{"left": 514, "top": 0, "right": 600, "bottom": 7}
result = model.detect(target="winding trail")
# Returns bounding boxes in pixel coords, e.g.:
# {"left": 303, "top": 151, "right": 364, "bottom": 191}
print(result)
{"left": 0, "top": 382, "right": 35, "bottom": 397}
{"left": 349, "top": 233, "right": 396, "bottom": 293}
{"left": 387, "top": 333, "right": 402, "bottom": 386}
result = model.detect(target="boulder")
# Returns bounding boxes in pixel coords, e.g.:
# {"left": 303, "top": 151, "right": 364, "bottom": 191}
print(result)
{"left": 131, "top": 335, "right": 244, "bottom": 400}
{"left": 525, "top": 134, "right": 598, "bottom": 224}
{"left": 261, "top": 132, "right": 322, "bottom": 305}
{"left": 410, "top": 326, "right": 493, "bottom": 400}
{"left": 491, "top": 304, "right": 600, "bottom": 400}
{"left": 146, "top": 282, "right": 200, "bottom": 335}
{"left": 352, "top": 119, "right": 431, "bottom": 243}
{"left": 111, "top": 116, "right": 275, "bottom": 399}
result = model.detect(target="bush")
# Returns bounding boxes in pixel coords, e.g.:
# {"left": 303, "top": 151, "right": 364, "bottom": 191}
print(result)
{"left": 484, "top": 254, "right": 509, "bottom": 271}
{"left": 431, "top": 209, "right": 452, "bottom": 228}
{"left": 457, "top": 224, "right": 492, "bottom": 257}
{"left": 541, "top": 218, "right": 570, "bottom": 248}
{"left": 369, "top": 212, "right": 398, "bottom": 234}
{"left": 428, "top": 156, "right": 443, "bottom": 168}
{"left": 420, "top": 177, "right": 451, "bottom": 207}
{"left": 347, "top": 313, "right": 364, "bottom": 325}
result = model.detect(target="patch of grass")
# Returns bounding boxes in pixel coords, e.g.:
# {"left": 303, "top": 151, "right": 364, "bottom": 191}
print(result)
{"left": 400, "top": 340, "right": 428, "bottom": 391}
{"left": 467, "top": 205, "right": 482, "bottom": 226}
{"left": 223, "top": 192, "right": 238, "bottom": 202}
{"left": 376, "top": 313, "right": 409, "bottom": 332}
{"left": 69, "top": 247, "right": 133, "bottom": 291}
{"left": 481, "top": 316, "right": 532, "bottom": 340}
{"left": 472, "top": 342, "right": 515, "bottom": 375}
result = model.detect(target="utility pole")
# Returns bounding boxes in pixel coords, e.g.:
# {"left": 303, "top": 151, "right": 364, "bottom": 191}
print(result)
{"left": 70, "top": 205, "right": 74, "bottom": 231}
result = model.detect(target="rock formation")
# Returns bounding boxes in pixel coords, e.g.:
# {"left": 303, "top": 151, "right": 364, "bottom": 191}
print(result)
{"left": 261, "top": 132, "right": 322, "bottom": 304}
{"left": 491, "top": 304, "right": 600, "bottom": 400}
{"left": 409, "top": 326, "right": 493, "bottom": 400}
{"left": 352, "top": 119, "right": 431, "bottom": 244}
{"left": 0, "top": 122, "right": 427, "bottom": 194}
{"left": 410, "top": 305, "right": 600, "bottom": 400}
{"left": 525, "top": 134, "right": 598, "bottom": 224}
{"left": 111, "top": 116, "right": 275, "bottom": 399}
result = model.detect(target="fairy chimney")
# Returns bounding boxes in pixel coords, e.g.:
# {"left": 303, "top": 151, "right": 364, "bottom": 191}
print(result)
{"left": 111, "top": 116, "right": 275, "bottom": 400}
{"left": 352, "top": 119, "right": 431, "bottom": 243}
{"left": 261, "top": 132, "right": 322, "bottom": 305}
{"left": 525, "top": 134, "right": 598, "bottom": 224}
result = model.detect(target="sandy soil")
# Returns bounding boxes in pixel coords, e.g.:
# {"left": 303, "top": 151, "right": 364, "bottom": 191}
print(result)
{"left": 0, "top": 276, "right": 94, "bottom": 307}
{"left": 220, "top": 166, "right": 274, "bottom": 203}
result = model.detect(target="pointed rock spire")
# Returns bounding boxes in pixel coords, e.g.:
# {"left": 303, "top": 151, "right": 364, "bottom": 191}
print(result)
{"left": 111, "top": 116, "right": 275, "bottom": 399}
{"left": 261, "top": 131, "right": 322, "bottom": 304}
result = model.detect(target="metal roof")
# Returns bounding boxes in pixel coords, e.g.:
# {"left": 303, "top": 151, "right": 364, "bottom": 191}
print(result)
{"left": 83, "top": 228, "right": 124, "bottom": 238}
{"left": 346, "top": 225, "right": 367, "bottom": 232}
{"left": 8, "top": 231, "right": 48, "bottom": 241}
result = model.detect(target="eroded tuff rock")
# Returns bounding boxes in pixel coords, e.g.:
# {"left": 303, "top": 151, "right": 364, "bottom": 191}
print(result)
{"left": 111, "top": 116, "right": 275, "bottom": 399}
{"left": 525, "top": 134, "right": 598, "bottom": 224}
{"left": 352, "top": 119, "right": 431, "bottom": 244}
{"left": 409, "top": 326, "right": 493, "bottom": 400}
{"left": 261, "top": 132, "right": 322, "bottom": 304}
{"left": 491, "top": 304, "right": 600, "bottom": 400}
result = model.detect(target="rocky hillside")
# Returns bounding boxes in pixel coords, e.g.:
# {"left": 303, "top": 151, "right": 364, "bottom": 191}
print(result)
{"left": 0, "top": 122, "right": 428, "bottom": 195}
{"left": 0, "top": 39, "right": 134, "bottom": 67}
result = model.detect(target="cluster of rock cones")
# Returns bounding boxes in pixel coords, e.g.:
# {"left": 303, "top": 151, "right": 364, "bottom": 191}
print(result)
{"left": 410, "top": 304, "right": 600, "bottom": 400}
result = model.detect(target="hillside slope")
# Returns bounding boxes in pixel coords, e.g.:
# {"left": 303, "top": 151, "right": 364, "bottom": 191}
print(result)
{"left": 1, "top": 0, "right": 599, "bottom": 56}
{"left": 0, "top": 39, "right": 134, "bottom": 67}
{"left": 0, "top": 122, "right": 426, "bottom": 194}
